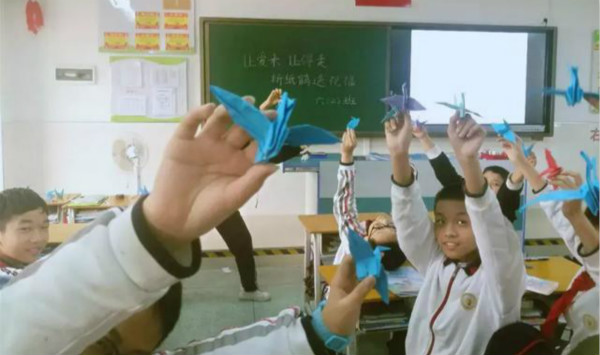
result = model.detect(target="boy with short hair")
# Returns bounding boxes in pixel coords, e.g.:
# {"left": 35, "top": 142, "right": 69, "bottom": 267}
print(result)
{"left": 413, "top": 123, "right": 534, "bottom": 223}
{"left": 386, "top": 113, "right": 526, "bottom": 355}
{"left": 0, "top": 187, "right": 49, "bottom": 268}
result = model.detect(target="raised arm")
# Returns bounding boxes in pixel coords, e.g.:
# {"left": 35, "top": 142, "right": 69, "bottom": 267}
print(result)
{"left": 333, "top": 129, "right": 365, "bottom": 238}
{"left": 1, "top": 102, "right": 278, "bottom": 354}
{"left": 387, "top": 114, "right": 441, "bottom": 275}
{"left": 449, "top": 115, "right": 525, "bottom": 313}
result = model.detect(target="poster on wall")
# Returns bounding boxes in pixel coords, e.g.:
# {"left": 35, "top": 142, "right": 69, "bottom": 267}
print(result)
{"left": 98, "top": 0, "right": 195, "bottom": 54}
{"left": 591, "top": 30, "right": 599, "bottom": 113}
{"left": 110, "top": 57, "right": 188, "bottom": 122}
{"left": 355, "top": 0, "right": 411, "bottom": 7}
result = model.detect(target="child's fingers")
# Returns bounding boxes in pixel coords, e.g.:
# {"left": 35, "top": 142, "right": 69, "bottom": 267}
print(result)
{"left": 457, "top": 119, "right": 475, "bottom": 138}
{"left": 176, "top": 103, "right": 216, "bottom": 139}
{"left": 465, "top": 122, "right": 481, "bottom": 139}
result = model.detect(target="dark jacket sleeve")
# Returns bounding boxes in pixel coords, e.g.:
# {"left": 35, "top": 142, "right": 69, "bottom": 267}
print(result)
{"left": 496, "top": 181, "right": 522, "bottom": 223}
{"left": 429, "top": 151, "right": 464, "bottom": 187}
{"left": 269, "top": 145, "right": 303, "bottom": 164}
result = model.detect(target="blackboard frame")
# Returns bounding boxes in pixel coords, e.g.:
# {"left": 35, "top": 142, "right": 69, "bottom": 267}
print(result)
{"left": 200, "top": 17, "right": 557, "bottom": 138}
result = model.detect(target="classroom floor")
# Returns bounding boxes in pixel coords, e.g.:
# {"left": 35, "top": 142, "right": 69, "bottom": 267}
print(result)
{"left": 159, "top": 254, "right": 389, "bottom": 354}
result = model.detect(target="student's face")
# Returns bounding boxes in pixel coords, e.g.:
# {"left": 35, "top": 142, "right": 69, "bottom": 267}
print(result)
{"left": 0, "top": 208, "right": 49, "bottom": 264}
{"left": 81, "top": 304, "right": 163, "bottom": 355}
{"left": 434, "top": 200, "right": 478, "bottom": 262}
{"left": 483, "top": 171, "right": 504, "bottom": 194}
{"left": 367, "top": 214, "right": 396, "bottom": 245}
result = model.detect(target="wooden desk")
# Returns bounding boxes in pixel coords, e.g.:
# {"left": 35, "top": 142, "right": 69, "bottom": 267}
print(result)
{"left": 49, "top": 223, "right": 88, "bottom": 243}
{"left": 525, "top": 256, "right": 581, "bottom": 293}
{"left": 65, "top": 195, "right": 138, "bottom": 223}
{"left": 46, "top": 193, "right": 80, "bottom": 207}
{"left": 65, "top": 195, "right": 138, "bottom": 211}
{"left": 320, "top": 256, "right": 581, "bottom": 303}
{"left": 298, "top": 213, "right": 384, "bottom": 306}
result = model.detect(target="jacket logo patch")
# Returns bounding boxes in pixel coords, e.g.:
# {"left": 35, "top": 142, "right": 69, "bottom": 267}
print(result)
{"left": 583, "top": 314, "right": 598, "bottom": 331}
{"left": 461, "top": 293, "right": 477, "bottom": 310}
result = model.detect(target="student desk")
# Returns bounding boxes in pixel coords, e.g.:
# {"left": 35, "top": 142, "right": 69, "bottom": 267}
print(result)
{"left": 525, "top": 256, "right": 581, "bottom": 293}
{"left": 320, "top": 256, "right": 581, "bottom": 302}
{"left": 298, "top": 213, "right": 382, "bottom": 306}
{"left": 49, "top": 223, "right": 88, "bottom": 244}
{"left": 65, "top": 195, "right": 138, "bottom": 223}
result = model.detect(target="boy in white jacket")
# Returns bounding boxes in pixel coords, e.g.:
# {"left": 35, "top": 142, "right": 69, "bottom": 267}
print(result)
{"left": 500, "top": 137, "right": 599, "bottom": 354}
{"left": 385, "top": 113, "right": 526, "bottom": 355}
{"left": 0, "top": 101, "right": 375, "bottom": 355}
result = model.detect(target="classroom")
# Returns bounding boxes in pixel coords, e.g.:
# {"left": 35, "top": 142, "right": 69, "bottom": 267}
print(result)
{"left": 0, "top": 0, "right": 598, "bottom": 354}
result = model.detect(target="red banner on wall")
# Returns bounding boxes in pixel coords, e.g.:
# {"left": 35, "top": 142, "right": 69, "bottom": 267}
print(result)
{"left": 355, "top": 0, "right": 411, "bottom": 7}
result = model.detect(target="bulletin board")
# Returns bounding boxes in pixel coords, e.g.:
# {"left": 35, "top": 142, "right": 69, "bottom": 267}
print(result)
{"left": 592, "top": 30, "right": 599, "bottom": 113}
{"left": 110, "top": 56, "right": 188, "bottom": 122}
{"left": 99, "top": 0, "right": 195, "bottom": 54}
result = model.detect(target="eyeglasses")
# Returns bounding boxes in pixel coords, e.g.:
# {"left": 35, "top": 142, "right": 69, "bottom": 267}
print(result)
{"left": 369, "top": 223, "right": 396, "bottom": 233}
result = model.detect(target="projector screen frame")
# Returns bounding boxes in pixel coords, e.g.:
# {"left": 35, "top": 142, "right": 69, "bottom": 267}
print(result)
{"left": 388, "top": 22, "right": 557, "bottom": 139}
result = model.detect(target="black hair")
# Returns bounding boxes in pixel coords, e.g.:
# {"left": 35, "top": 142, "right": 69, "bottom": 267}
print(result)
{"left": 156, "top": 282, "right": 183, "bottom": 346}
{"left": 434, "top": 184, "right": 466, "bottom": 211}
{"left": 484, "top": 322, "right": 553, "bottom": 355}
{"left": 483, "top": 165, "right": 509, "bottom": 182}
{"left": 0, "top": 188, "right": 48, "bottom": 232}
{"left": 380, "top": 242, "right": 406, "bottom": 271}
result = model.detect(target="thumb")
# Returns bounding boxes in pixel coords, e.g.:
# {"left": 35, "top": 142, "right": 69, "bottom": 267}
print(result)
{"left": 346, "top": 276, "right": 376, "bottom": 305}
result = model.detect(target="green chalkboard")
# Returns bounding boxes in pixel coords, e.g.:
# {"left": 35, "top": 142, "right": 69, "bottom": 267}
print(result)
{"left": 201, "top": 19, "right": 390, "bottom": 135}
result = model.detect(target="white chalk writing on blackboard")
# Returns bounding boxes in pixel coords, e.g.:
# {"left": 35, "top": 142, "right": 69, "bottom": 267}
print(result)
{"left": 243, "top": 53, "right": 327, "bottom": 69}
{"left": 271, "top": 73, "right": 356, "bottom": 89}
{"left": 315, "top": 95, "right": 357, "bottom": 106}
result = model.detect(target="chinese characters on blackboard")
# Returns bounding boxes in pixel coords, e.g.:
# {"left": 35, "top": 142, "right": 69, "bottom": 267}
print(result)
{"left": 243, "top": 52, "right": 358, "bottom": 107}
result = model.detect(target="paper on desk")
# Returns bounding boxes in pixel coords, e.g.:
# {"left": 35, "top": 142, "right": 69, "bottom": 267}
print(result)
{"left": 526, "top": 275, "right": 559, "bottom": 296}
{"left": 386, "top": 266, "right": 424, "bottom": 297}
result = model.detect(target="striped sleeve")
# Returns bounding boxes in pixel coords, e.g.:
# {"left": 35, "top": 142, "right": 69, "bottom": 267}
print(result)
{"left": 159, "top": 308, "right": 316, "bottom": 355}
{"left": 333, "top": 164, "right": 366, "bottom": 236}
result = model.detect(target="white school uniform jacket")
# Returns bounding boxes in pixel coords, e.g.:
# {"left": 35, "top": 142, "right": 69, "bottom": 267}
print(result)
{"left": 392, "top": 180, "right": 526, "bottom": 355}
{"left": 0, "top": 200, "right": 319, "bottom": 355}
{"left": 332, "top": 163, "right": 369, "bottom": 265}
{"left": 537, "top": 187, "right": 599, "bottom": 353}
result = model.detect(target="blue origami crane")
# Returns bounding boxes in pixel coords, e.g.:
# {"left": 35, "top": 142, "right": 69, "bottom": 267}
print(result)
{"left": 491, "top": 120, "right": 535, "bottom": 158}
{"left": 346, "top": 227, "right": 390, "bottom": 304}
{"left": 544, "top": 66, "right": 600, "bottom": 107}
{"left": 347, "top": 117, "right": 360, "bottom": 130}
{"left": 523, "top": 143, "right": 536, "bottom": 158}
{"left": 46, "top": 189, "right": 65, "bottom": 201}
{"left": 380, "top": 83, "right": 426, "bottom": 123}
{"left": 210, "top": 86, "right": 340, "bottom": 163}
{"left": 437, "top": 92, "right": 481, "bottom": 118}
{"left": 518, "top": 151, "right": 599, "bottom": 215}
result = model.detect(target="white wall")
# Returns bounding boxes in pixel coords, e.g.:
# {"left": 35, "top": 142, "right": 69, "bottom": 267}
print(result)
{"left": 1, "top": 0, "right": 598, "bottom": 249}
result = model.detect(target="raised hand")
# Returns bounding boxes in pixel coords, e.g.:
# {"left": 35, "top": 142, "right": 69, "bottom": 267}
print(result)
{"left": 143, "top": 101, "right": 277, "bottom": 246}
{"left": 384, "top": 113, "right": 413, "bottom": 157}
{"left": 259, "top": 88, "right": 282, "bottom": 110}
{"left": 447, "top": 114, "right": 485, "bottom": 160}
{"left": 341, "top": 128, "right": 358, "bottom": 164}
{"left": 322, "top": 256, "right": 375, "bottom": 335}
